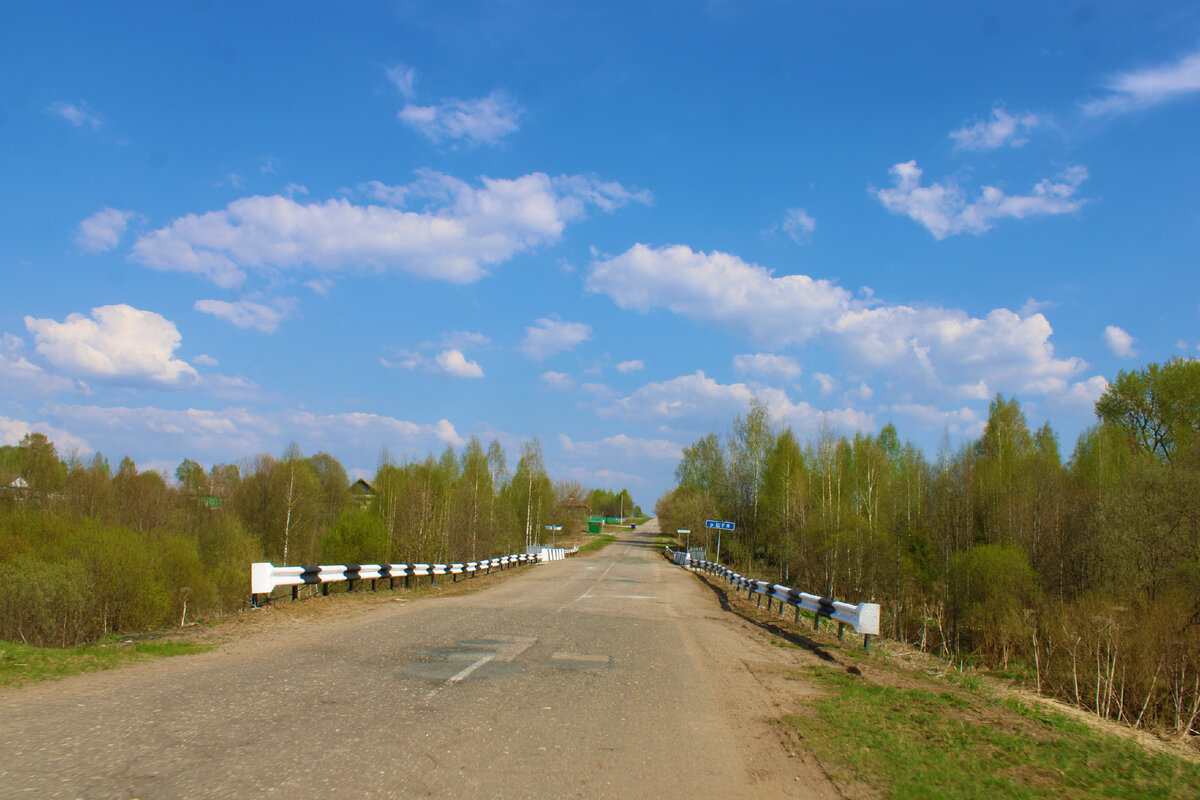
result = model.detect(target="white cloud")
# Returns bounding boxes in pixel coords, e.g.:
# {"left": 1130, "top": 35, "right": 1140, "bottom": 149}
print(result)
{"left": 0, "top": 333, "right": 87, "bottom": 396}
{"left": 540, "top": 371, "right": 574, "bottom": 390}
{"left": 434, "top": 349, "right": 484, "bottom": 378}
{"left": 1103, "top": 325, "right": 1137, "bottom": 358}
{"left": 733, "top": 353, "right": 802, "bottom": 381}
{"left": 565, "top": 466, "right": 646, "bottom": 487}
{"left": 0, "top": 415, "right": 91, "bottom": 454}
{"left": 874, "top": 161, "right": 1088, "bottom": 239}
{"left": 43, "top": 402, "right": 465, "bottom": 459}
{"left": 586, "top": 243, "right": 1099, "bottom": 404}
{"left": 193, "top": 353, "right": 219, "bottom": 367}
{"left": 814, "top": 372, "right": 838, "bottom": 396}
{"left": 781, "top": 207, "right": 817, "bottom": 244}
{"left": 440, "top": 330, "right": 492, "bottom": 350}
{"left": 558, "top": 433, "right": 683, "bottom": 461}
{"left": 520, "top": 317, "right": 592, "bottom": 360}
{"left": 597, "top": 370, "right": 872, "bottom": 435}
{"left": 194, "top": 298, "right": 293, "bottom": 333}
{"left": 950, "top": 107, "right": 1041, "bottom": 150}
{"left": 886, "top": 404, "right": 985, "bottom": 438}
{"left": 385, "top": 63, "right": 418, "bottom": 99}
{"left": 1053, "top": 376, "right": 1109, "bottom": 411}
{"left": 48, "top": 101, "right": 100, "bottom": 129}
{"left": 615, "top": 359, "right": 644, "bottom": 373}
{"left": 75, "top": 208, "right": 137, "bottom": 252}
{"left": 1083, "top": 47, "right": 1200, "bottom": 116}
{"left": 398, "top": 90, "right": 522, "bottom": 146}
{"left": 132, "top": 171, "right": 644, "bottom": 288}
{"left": 24, "top": 305, "right": 198, "bottom": 388}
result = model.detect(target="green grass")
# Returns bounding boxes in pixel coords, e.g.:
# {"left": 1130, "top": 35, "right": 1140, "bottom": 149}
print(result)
{"left": 0, "top": 638, "right": 212, "bottom": 687}
{"left": 786, "top": 664, "right": 1200, "bottom": 799}
{"left": 577, "top": 534, "right": 617, "bottom": 553}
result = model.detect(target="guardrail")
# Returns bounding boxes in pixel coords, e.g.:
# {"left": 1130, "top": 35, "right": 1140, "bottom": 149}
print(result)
{"left": 665, "top": 547, "right": 881, "bottom": 650}
{"left": 251, "top": 553, "right": 540, "bottom": 607}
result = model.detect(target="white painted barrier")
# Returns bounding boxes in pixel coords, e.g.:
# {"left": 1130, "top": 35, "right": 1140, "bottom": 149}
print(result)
{"left": 665, "top": 547, "right": 881, "bottom": 649}
{"left": 251, "top": 553, "right": 540, "bottom": 604}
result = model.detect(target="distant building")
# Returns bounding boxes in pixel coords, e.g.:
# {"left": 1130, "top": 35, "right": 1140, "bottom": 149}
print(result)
{"left": 350, "top": 478, "right": 375, "bottom": 506}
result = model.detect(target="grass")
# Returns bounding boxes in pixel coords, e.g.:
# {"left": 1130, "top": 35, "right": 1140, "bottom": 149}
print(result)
{"left": 0, "top": 638, "right": 212, "bottom": 688}
{"left": 577, "top": 534, "right": 617, "bottom": 553}
{"left": 785, "top": 664, "right": 1200, "bottom": 799}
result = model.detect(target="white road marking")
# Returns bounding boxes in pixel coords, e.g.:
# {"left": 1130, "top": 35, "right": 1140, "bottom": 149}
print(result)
{"left": 448, "top": 653, "right": 495, "bottom": 683}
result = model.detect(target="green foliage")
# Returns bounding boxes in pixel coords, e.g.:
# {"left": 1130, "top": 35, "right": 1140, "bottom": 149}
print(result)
{"left": 322, "top": 508, "right": 388, "bottom": 564}
{"left": 662, "top": 359, "right": 1200, "bottom": 734}
{"left": 791, "top": 664, "right": 1200, "bottom": 799}
{"left": 1097, "top": 357, "right": 1200, "bottom": 463}
{"left": 0, "top": 638, "right": 211, "bottom": 687}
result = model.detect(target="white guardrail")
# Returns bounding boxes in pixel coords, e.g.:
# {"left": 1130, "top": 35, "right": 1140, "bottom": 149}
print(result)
{"left": 665, "top": 547, "right": 881, "bottom": 650}
{"left": 251, "top": 553, "right": 543, "bottom": 606}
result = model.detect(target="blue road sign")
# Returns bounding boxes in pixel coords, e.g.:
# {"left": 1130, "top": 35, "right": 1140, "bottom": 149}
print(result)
{"left": 705, "top": 519, "right": 735, "bottom": 530}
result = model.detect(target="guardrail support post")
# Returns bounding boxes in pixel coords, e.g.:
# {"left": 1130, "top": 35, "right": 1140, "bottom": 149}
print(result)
{"left": 292, "top": 586, "right": 299, "bottom": 601}
{"left": 795, "top": 606, "right": 800, "bottom": 624}
{"left": 837, "top": 622, "right": 845, "bottom": 640}
{"left": 390, "top": 577, "right": 395, "bottom": 590}
{"left": 322, "top": 583, "right": 329, "bottom": 596}
{"left": 813, "top": 613, "right": 820, "bottom": 632}
{"left": 863, "top": 634, "right": 871, "bottom": 652}
{"left": 348, "top": 579, "right": 355, "bottom": 593}
{"left": 371, "top": 578, "right": 376, "bottom": 591}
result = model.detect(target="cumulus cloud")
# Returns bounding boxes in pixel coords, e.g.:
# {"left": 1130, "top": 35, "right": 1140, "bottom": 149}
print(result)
{"left": 398, "top": 90, "right": 522, "bottom": 146}
{"left": 194, "top": 298, "right": 294, "bottom": 333}
{"left": 24, "top": 305, "right": 198, "bottom": 388}
{"left": 597, "top": 370, "right": 872, "bottom": 435}
{"left": 131, "top": 171, "right": 646, "bottom": 288}
{"left": 1083, "top": 47, "right": 1200, "bottom": 116}
{"left": 733, "top": 353, "right": 802, "bottom": 381}
{"left": 193, "top": 354, "right": 219, "bottom": 367}
{"left": 520, "top": 317, "right": 592, "bottom": 360}
{"left": 950, "top": 107, "right": 1041, "bottom": 150}
{"left": 586, "top": 243, "right": 1100, "bottom": 404}
{"left": 781, "top": 207, "right": 817, "bottom": 244}
{"left": 874, "top": 161, "right": 1088, "bottom": 239}
{"left": 1104, "top": 325, "right": 1137, "bottom": 358}
{"left": 0, "top": 415, "right": 91, "bottom": 454}
{"left": 0, "top": 333, "right": 87, "bottom": 396}
{"left": 433, "top": 349, "right": 484, "bottom": 378}
{"left": 558, "top": 433, "right": 683, "bottom": 461}
{"left": 540, "top": 371, "right": 574, "bottom": 390}
{"left": 75, "top": 208, "right": 137, "bottom": 252}
{"left": 48, "top": 101, "right": 100, "bottom": 128}
{"left": 615, "top": 359, "right": 644, "bottom": 373}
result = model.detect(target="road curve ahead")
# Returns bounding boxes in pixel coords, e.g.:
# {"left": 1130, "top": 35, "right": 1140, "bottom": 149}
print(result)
{"left": 1, "top": 522, "right": 839, "bottom": 799}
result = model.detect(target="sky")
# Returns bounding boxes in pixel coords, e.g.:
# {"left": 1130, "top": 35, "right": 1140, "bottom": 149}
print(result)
{"left": 2, "top": 1, "right": 1199, "bottom": 507}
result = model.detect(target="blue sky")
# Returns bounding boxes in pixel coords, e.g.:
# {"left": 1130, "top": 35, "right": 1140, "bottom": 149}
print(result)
{"left": 2, "top": 1, "right": 1198, "bottom": 505}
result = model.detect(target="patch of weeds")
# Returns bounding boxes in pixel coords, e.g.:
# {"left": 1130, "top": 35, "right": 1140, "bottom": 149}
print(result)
{"left": 0, "top": 639, "right": 211, "bottom": 687}
{"left": 577, "top": 534, "right": 617, "bottom": 553}
{"left": 787, "top": 664, "right": 1200, "bottom": 799}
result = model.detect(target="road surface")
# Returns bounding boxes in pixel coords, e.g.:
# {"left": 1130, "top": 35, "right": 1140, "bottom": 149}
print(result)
{"left": 0, "top": 522, "right": 842, "bottom": 799}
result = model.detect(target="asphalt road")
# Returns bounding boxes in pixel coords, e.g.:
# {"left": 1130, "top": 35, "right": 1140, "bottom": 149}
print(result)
{"left": 0, "top": 522, "right": 840, "bottom": 799}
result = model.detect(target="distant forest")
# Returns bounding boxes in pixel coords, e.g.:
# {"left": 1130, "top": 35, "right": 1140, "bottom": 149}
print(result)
{"left": 0, "top": 434, "right": 638, "bottom": 648}
{"left": 656, "top": 358, "right": 1199, "bottom": 738}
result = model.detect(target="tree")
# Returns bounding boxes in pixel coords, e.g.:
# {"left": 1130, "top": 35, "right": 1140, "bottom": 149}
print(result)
{"left": 1097, "top": 357, "right": 1200, "bottom": 464}
{"left": 176, "top": 459, "right": 206, "bottom": 494}
{"left": 18, "top": 432, "right": 65, "bottom": 493}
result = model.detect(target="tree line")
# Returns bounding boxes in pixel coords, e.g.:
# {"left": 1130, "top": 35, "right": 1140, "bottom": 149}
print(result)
{"left": 656, "top": 358, "right": 1200, "bottom": 738}
{"left": 0, "top": 435, "right": 636, "bottom": 648}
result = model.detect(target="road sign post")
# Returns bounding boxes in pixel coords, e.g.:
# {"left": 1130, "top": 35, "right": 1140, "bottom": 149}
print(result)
{"left": 705, "top": 519, "right": 734, "bottom": 561}
{"left": 677, "top": 528, "right": 691, "bottom": 552}
{"left": 544, "top": 524, "right": 562, "bottom": 548}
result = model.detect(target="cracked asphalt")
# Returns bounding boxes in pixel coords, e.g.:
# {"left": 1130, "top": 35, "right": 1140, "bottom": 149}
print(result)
{"left": 0, "top": 522, "right": 841, "bottom": 799}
